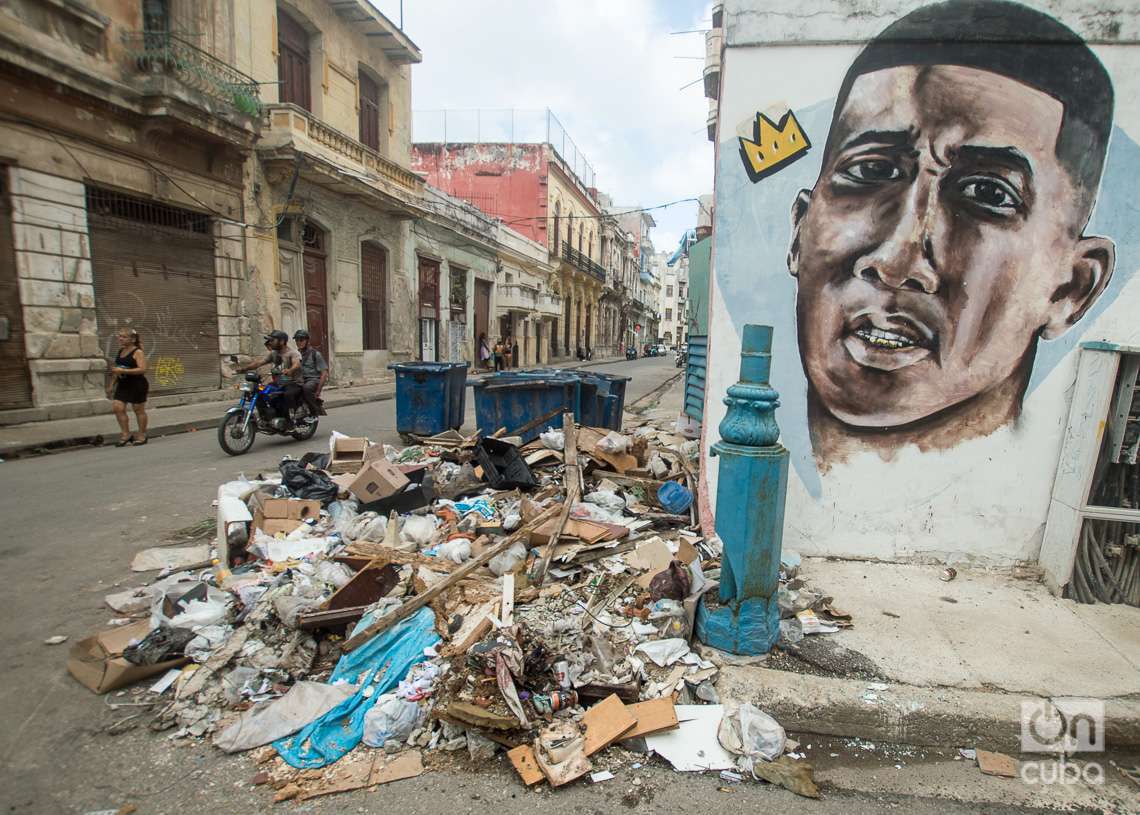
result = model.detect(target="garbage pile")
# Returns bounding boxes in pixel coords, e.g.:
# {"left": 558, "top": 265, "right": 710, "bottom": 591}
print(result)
{"left": 68, "top": 413, "right": 835, "bottom": 801}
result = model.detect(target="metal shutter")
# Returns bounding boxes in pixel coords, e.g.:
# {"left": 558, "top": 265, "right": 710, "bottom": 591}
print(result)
{"left": 88, "top": 191, "right": 220, "bottom": 396}
{"left": 684, "top": 334, "right": 707, "bottom": 422}
{"left": 0, "top": 168, "right": 33, "bottom": 408}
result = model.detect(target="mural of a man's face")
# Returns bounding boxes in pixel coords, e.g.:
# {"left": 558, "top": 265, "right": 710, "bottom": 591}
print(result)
{"left": 788, "top": 63, "right": 1115, "bottom": 431}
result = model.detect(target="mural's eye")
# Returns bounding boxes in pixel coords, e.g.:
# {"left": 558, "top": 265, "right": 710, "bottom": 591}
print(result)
{"left": 839, "top": 158, "right": 903, "bottom": 183}
{"left": 958, "top": 178, "right": 1022, "bottom": 212}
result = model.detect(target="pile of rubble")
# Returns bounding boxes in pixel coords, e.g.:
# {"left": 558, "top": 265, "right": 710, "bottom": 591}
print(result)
{"left": 67, "top": 412, "right": 838, "bottom": 802}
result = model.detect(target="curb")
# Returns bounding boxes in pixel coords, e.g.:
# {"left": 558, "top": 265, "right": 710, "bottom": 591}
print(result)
{"left": 716, "top": 665, "right": 1140, "bottom": 752}
{"left": 627, "top": 370, "right": 685, "bottom": 412}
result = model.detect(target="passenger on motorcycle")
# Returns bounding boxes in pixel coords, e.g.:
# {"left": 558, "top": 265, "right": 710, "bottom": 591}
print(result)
{"left": 293, "top": 329, "right": 328, "bottom": 422}
{"left": 235, "top": 330, "right": 302, "bottom": 426}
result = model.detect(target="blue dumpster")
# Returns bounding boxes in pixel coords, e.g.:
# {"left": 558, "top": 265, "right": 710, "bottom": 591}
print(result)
{"left": 471, "top": 368, "right": 630, "bottom": 441}
{"left": 388, "top": 362, "right": 468, "bottom": 438}
{"left": 471, "top": 373, "right": 580, "bottom": 443}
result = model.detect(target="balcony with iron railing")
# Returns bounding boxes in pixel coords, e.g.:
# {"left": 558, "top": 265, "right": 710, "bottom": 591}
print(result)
{"left": 561, "top": 243, "right": 606, "bottom": 282}
{"left": 123, "top": 31, "right": 261, "bottom": 122}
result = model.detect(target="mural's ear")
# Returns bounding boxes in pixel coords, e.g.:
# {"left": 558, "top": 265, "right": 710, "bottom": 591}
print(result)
{"left": 1042, "top": 236, "right": 1115, "bottom": 340}
{"left": 787, "top": 189, "right": 812, "bottom": 278}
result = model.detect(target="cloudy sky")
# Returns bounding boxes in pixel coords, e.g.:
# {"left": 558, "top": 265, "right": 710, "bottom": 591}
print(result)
{"left": 368, "top": 0, "right": 714, "bottom": 254}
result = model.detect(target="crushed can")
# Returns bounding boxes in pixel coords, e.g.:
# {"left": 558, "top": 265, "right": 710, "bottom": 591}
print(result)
{"left": 532, "top": 689, "right": 578, "bottom": 715}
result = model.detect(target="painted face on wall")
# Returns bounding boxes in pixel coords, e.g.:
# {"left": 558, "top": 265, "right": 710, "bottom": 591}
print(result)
{"left": 788, "top": 64, "right": 1114, "bottom": 433}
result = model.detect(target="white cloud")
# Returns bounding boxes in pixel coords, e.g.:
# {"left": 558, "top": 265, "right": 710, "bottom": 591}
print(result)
{"left": 370, "top": 0, "right": 713, "bottom": 253}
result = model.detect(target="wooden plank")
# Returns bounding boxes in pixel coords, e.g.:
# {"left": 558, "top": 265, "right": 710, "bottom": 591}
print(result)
{"left": 342, "top": 504, "right": 560, "bottom": 651}
{"left": 507, "top": 745, "right": 545, "bottom": 786}
{"left": 501, "top": 572, "right": 515, "bottom": 626}
{"left": 623, "top": 698, "right": 679, "bottom": 739}
{"left": 533, "top": 413, "right": 579, "bottom": 586}
{"left": 506, "top": 406, "right": 563, "bottom": 440}
{"left": 581, "top": 693, "right": 636, "bottom": 756}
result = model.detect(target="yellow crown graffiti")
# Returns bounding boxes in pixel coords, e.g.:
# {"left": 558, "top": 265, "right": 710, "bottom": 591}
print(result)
{"left": 739, "top": 110, "right": 812, "bottom": 182}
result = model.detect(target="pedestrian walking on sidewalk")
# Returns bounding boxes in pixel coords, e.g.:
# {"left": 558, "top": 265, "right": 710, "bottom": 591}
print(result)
{"left": 107, "top": 327, "right": 149, "bottom": 446}
{"left": 478, "top": 332, "right": 492, "bottom": 371}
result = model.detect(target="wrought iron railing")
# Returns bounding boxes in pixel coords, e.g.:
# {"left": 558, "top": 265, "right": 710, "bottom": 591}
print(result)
{"left": 124, "top": 31, "right": 261, "bottom": 118}
{"left": 561, "top": 243, "right": 606, "bottom": 281}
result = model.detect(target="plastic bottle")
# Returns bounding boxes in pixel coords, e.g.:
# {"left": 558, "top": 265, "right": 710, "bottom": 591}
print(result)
{"left": 212, "top": 558, "right": 232, "bottom": 586}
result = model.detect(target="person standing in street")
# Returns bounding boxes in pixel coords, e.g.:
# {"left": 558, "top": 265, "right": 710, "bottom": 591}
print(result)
{"left": 293, "top": 329, "right": 328, "bottom": 422}
{"left": 511, "top": 336, "right": 519, "bottom": 368}
{"left": 493, "top": 337, "right": 505, "bottom": 371}
{"left": 108, "top": 327, "right": 149, "bottom": 446}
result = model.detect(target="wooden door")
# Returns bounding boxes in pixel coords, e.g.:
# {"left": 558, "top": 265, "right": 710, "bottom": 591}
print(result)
{"left": 361, "top": 242, "right": 387, "bottom": 350}
{"left": 303, "top": 250, "right": 329, "bottom": 356}
{"left": 0, "top": 169, "right": 31, "bottom": 407}
{"left": 277, "top": 9, "right": 311, "bottom": 111}
{"left": 358, "top": 70, "right": 380, "bottom": 151}
{"left": 473, "top": 279, "right": 490, "bottom": 359}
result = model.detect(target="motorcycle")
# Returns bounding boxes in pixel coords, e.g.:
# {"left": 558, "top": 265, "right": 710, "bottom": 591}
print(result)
{"left": 625, "top": 346, "right": 638, "bottom": 360}
{"left": 217, "top": 370, "right": 319, "bottom": 456}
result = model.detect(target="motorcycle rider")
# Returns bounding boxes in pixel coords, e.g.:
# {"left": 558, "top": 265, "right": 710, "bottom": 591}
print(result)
{"left": 235, "top": 330, "right": 302, "bottom": 427}
{"left": 293, "top": 329, "right": 328, "bottom": 423}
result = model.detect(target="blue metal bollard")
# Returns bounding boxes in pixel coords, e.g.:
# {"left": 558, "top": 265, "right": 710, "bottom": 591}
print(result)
{"left": 695, "top": 324, "right": 789, "bottom": 655}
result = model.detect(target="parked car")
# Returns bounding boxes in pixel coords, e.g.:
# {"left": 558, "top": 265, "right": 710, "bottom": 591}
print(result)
{"left": 643, "top": 343, "right": 656, "bottom": 357}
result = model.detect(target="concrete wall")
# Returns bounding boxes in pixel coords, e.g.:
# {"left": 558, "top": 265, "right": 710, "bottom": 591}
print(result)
{"left": 706, "top": 0, "right": 1140, "bottom": 567}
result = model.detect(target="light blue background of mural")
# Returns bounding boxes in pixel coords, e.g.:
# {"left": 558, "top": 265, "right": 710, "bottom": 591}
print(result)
{"left": 715, "top": 98, "right": 1140, "bottom": 498}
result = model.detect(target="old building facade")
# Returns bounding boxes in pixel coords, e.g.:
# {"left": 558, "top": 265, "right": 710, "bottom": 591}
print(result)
{"left": 0, "top": 0, "right": 257, "bottom": 419}
{"left": 411, "top": 111, "right": 613, "bottom": 362}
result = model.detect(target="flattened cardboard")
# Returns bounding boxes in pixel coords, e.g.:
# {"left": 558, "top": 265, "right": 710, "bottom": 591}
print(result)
{"left": 349, "top": 459, "right": 410, "bottom": 502}
{"left": 508, "top": 745, "right": 545, "bottom": 786}
{"left": 582, "top": 693, "right": 636, "bottom": 756}
{"left": 623, "top": 697, "right": 680, "bottom": 739}
{"left": 67, "top": 619, "right": 189, "bottom": 694}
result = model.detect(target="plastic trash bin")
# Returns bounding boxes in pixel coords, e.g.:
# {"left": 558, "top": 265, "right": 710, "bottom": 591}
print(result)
{"left": 388, "top": 362, "right": 469, "bottom": 439}
{"left": 471, "top": 373, "right": 580, "bottom": 443}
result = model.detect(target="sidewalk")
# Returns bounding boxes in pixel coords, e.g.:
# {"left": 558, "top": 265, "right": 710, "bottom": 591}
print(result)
{"left": 0, "top": 354, "right": 627, "bottom": 458}
{"left": 711, "top": 559, "right": 1140, "bottom": 752}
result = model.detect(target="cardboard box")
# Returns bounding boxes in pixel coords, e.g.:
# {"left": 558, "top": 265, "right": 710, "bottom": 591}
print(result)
{"left": 349, "top": 459, "right": 410, "bottom": 502}
{"left": 249, "top": 494, "right": 321, "bottom": 536}
{"left": 329, "top": 437, "right": 369, "bottom": 474}
{"left": 259, "top": 497, "right": 321, "bottom": 521}
{"left": 67, "top": 619, "right": 189, "bottom": 694}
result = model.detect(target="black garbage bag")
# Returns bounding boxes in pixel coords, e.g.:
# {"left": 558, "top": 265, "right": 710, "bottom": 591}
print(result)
{"left": 279, "top": 458, "right": 340, "bottom": 504}
{"left": 123, "top": 624, "right": 196, "bottom": 666}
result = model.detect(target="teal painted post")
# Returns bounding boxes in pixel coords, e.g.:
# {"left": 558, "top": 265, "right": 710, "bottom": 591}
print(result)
{"left": 695, "top": 324, "right": 788, "bottom": 655}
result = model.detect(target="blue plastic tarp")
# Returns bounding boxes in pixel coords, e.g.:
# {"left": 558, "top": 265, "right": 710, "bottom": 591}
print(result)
{"left": 273, "top": 606, "right": 440, "bottom": 768}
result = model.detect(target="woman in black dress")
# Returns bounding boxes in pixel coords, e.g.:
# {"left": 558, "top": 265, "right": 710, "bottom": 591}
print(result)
{"left": 108, "top": 328, "right": 149, "bottom": 446}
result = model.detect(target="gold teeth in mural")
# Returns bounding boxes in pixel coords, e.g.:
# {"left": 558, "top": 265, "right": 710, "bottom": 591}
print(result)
{"left": 739, "top": 110, "right": 811, "bottom": 182}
